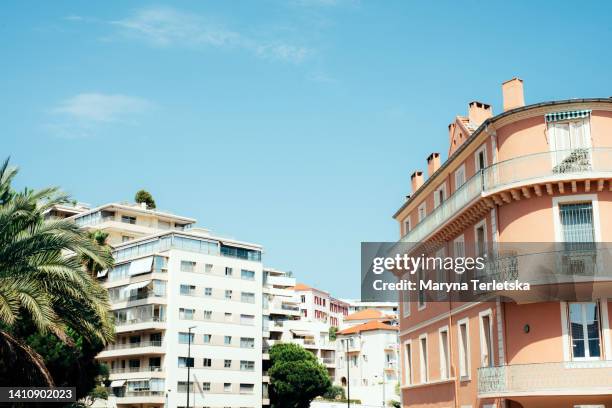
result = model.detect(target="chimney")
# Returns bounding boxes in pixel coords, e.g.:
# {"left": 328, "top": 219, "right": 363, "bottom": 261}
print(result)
{"left": 468, "top": 101, "right": 493, "bottom": 126}
{"left": 427, "top": 153, "right": 441, "bottom": 177}
{"left": 502, "top": 77, "right": 525, "bottom": 111}
{"left": 411, "top": 171, "right": 424, "bottom": 192}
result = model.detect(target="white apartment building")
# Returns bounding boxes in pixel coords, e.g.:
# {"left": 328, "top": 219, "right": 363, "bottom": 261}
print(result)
{"left": 335, "top": 321, "right": 400, "bottom": 407}
{"left": 65, "top": 202, "right": 264, "bottom": 408}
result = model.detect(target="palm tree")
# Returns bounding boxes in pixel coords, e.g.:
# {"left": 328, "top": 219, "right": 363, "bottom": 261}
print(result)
{"left": 0, "top": 158, "right": 115, "bottom": 385}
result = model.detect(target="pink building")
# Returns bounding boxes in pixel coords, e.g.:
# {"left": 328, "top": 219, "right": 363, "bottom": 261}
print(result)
{"left": 394, "top": 78, "right": 612, "bottom": 408}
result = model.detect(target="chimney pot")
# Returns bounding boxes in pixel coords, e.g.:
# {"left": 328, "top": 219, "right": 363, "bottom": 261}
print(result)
{"left": 427, "top": 153, "right": 441, "bottom": 177}
{"left": 502, "top": 77, "right": 525, "bottom": 111}
{"left": 410, "top": 171, "right": 424, "bottom": 193}
{"left": 468, "top": 101, "right": 493, "bottom": 126}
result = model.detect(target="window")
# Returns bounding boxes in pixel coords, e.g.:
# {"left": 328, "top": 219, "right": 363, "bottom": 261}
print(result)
{"left": 439, "top": 327, "right": 450, "bottom": 380}
{"left": 205, "top": 263, "right": 213, "bottom": 273}
{"left": 240, "top": 360, "right": 255, "bottom": 371}
{"left": 177, "top": 381, "right": 193, "bottom": 393}
{"left": 203, "top": 334, "right": 211, "bottom": 343}
{"left": 224, "top": 336, "right": 232, "bottom": 345}
{"left": 419, "top": 335, "right": 428, "bottom": 383}
{"left": 548, "top": 118, "right": 591, "bottom": 166}
{"left": 178, "top": 357, "right": 194, "bottom": 368}
{"left": 559, "top": 202, "right": 595, "bottom": 245}
{"left": 454, "top": 235, "right": 465, "bottom": 282}
{"left": 475, "top": 220, "right": 487, "bottom": 258}
{"left": 224, "top": 359, "right": 232, "bottom": 368}
{"left": 240, "top": 384, "right": 254, "bottom": 394}
{"left": 475, "top": 145, "right": 487, "bottom": 171}
{"left": 240, "top": 314, "right": 254, "bottom": 325}
{"left": 180, "top": 261, "right": 196, "bottom": 272}
{"left": 178, "top": 332, "right": 194, "bottom": 344}
{"left": 458, "top": 319, "right": 470, "bottom": 379}
{"left": 418, "top": 203, "right": 426, "bottom": 222}
{"left": 180, "top": 284, "right": 196, "bottom": 296}
{"left": 203, "top": 310, "right": 212, "bottom": 320}
{"left": 225, "top": 290, "right": 233, "bottom": 299}
{"left": 240, "top": 337, "right": 255, "bottom": 348}
{"left": 179, "top": 308, "right": 195, "bottom": 320}
{"left": 434, "top": 184, "right": 446, "bottom": 208}
{"left": 241, "top": 292, "right": 255, "bottom": 303}
{"left": 224, "top": 383, "right": 231, "bottom": 393}
{"left": 202, "top": 382, "right": 211, "bottom": 391}
{"left": 225, "top": 267, "right": 233, "bottom": 276}
{"left": 225, "top": 312, "right": 232, "bottom": 321}
{"left": 122, "top": 235, "right": 132, "bottom": 243}
{"left": 480, "top": 312, "right": 494, "bottom": 367}
{"left": 402, "top": 279, "right": 410, "bottom": 317}
{"left": 203, "top": 358, "right": 212, "bottom": 367}
{"left": 569, "top": 302, "right": 601, "bottom": 359}
{"left": 403, "top": 218, "right": 411, "bottom": 236}
{"left": 417, "top": 268, "right": 426, "bottom": 310}
{"left": 121, "top": 215, "right": 136, "bottom": 224}
{"left": 241, "top": 269, "right": 255, "bottom": 280}
{"left": 454, "top": 164, "right": 466, "bottom": 190}
{"left": 435, "top": 248, "right": 447, "bottom": 300}
{"left": 204, "top": 287, "right": 212, "bottom": 297}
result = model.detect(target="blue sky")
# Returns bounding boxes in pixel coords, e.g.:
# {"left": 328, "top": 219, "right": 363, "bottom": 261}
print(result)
{"left": 3, "top": 1, "right": 612, "bottom": 298}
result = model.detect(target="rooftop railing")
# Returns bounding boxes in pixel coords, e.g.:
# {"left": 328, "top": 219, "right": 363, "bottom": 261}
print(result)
{"left": 401, "top": 148, "right": 612, "bottom": 245}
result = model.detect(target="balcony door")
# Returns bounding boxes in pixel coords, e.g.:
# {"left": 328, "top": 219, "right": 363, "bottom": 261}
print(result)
{"left": 568, "top": 302, "right": 601, "bottom": 360}
{"left": 548, "top": 119, "right": 591, "bottom": 169}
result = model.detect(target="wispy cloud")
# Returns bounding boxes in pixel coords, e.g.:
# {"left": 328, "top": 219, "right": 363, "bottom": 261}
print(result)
{"left": 109, "top": 6, "right": 311, "bottom": 63}
{"left": 46, "top": 93, "right": 153, "bottom": 138}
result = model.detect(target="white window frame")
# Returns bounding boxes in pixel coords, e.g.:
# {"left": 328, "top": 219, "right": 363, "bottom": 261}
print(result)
{"left": 561, "top": 300, "right": 609, "bottom": 361}
{"left": 547, "top": 117, "right": 592, "bottom": 166}
{"left": 474, "top": 145, "right": 488, "bottom": 172}
{"left": 479, "top": 309, "right": 494, "bottom": 368}
{"left": 454, "top": 235, "right": 465, "bottom": 282}
{"left": 434, "top": 183, "right": 446, "bottom": 208}
{"left": 474, "top": 219, "right": 487, "bottom": 258}
{"left": 457, "top": 318, "right": 471, "bottom": 380}
{"left": 438, "top": 325, "right": 450, "bottom": 380}
{"left": 419, "top": 333, "right": 428, "bottom": 383}
{"left": 403, "top": 340, "right": 413, "bottom": 385}
{"left": 418, "top": 202, "right": 427, "bottom": 222}
{"left": 402, "top": 276, "right": 411, "bottom": 317}
{"left": 417, "top": 267, "right": 426, "bottom": 311}
{"left": 435, "top": 247, "right": 447, "bottom": 300}
{"left": 454, "top": 164, "right": 466, "bottom": 191}
{"left": 403, "top": 218, "right": 411, "bottom": 236}
{"left": 552, "top": 194, "right": 602, "bottom": 243}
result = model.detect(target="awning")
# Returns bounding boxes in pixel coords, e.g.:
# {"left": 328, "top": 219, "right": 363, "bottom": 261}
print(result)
{"left": 110, "top": 380, "right": 126, "bottom": 387}
{"left": 545, "top": 109, "right": 591, "bottom": 123}
{"left": 128, "top": 257, "right": 153, "bottom": 276}
{"left": 96, "top": 269, "right": 108, "bottom": 278}
{"left": 290, "top": 330, "right": 315, "bottom": 337}
{"left": 123, "top": 280, "right": 151, "bottom": 292}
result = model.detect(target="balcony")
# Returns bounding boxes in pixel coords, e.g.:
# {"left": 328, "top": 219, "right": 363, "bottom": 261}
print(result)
{"left": 108, "top": 365, "right": 165, "bottom": 381}
{"left": 98, "top": 341, "right": 164, "bottom": 358}
{"left": 266, "top": 275, "right": 296, "bottom": 287}
{"left": 478, "top": 360, "right": 612, "bottom": 397}
{"left": 401, "top": 148, "right": 612, "bottom": 247}
{"left": 112, "top": 390, "right": 165, "bottom": 404}
{"left": 115, "top": 316, "right": 166, "bottom": 333}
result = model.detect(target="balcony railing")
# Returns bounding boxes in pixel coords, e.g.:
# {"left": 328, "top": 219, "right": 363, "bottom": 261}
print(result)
{"left": 478, "top": 360, "right": 612, "bottom": 396}
{"left": 105, "top": 341, "right": 163, "bottom": 350}
{"left": 115, "top": 316, "right": 165, "bottom": 326}
{"left": 110, "top": 366, "right": 163, "bottom": 374}
{"left": 401, "top": 148, "right": 612, "bottom": 245}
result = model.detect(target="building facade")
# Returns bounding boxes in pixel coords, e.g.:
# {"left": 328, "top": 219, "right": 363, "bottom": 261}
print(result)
{"left": 69, "top": 203, "right": 264, "bottom": 408}
{"left": 394, "top": 79, "right": 612, "bottom": 408}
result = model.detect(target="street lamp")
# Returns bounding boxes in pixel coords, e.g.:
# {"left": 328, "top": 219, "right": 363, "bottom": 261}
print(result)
{"left": 343, "top": 338, "right": 350, "bottom": 408}
{"left": 186, "top": 325, "right": 196, "bottom": 408}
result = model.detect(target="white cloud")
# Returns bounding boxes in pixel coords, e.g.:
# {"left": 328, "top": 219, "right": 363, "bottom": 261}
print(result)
{"left": 111, "top": 6, "right": 311, "bottom": 63}
{"left": 53, "top": 93, "right": 153, "bottom": 123}
{"left": 47, "top": 93, "right": 153, "bottom": 138}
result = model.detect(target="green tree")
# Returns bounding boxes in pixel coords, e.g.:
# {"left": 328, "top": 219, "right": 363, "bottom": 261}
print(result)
{"left": 328, "top": 326, "right": 338, "bottom": 341}
{"left": 0, "top": 158, "right": 115, "bottom": 386}
{"left": 134, "top": 189, "right": 156, "bottom": 209}
{"left": 269, "top": 343, "right": 331, "bottom": 408}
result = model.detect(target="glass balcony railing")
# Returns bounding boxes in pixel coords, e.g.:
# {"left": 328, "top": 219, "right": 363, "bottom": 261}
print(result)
{"left": 105, "top": 341, "right": 163, "bottom": 350}
{"left": 478, "top": 360, "right": 612, "bottom": 396}
{"left": 401, "top": 148, "right": 612, "bottom": 244}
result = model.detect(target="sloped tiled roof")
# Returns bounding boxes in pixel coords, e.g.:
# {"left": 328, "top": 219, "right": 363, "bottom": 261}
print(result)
{"left": 344, "top": 309, "right": 393, "bottom": 321}
{"left": 337, "top": 321, "right": 398, "bottom": 335}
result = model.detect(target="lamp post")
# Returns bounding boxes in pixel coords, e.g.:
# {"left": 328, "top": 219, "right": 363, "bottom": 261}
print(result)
{"left": 186, "top": 325, "right": 196, "bottom": 408}
{"left": 343, "top": 338, "right": 350, "bottom": 408}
